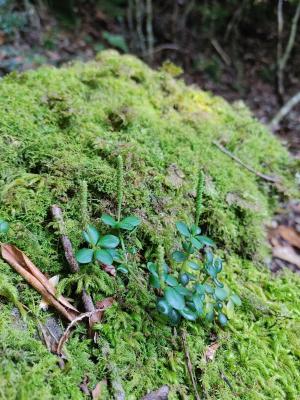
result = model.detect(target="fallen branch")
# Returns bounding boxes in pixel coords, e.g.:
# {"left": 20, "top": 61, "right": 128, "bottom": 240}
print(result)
{"left": 213, "top": 141, "right": 280, "bottom": 183}
{"left": 57, "top": 309, "right": 100, "bottom": 354}
{"left": 277, "top": 0, "right": 300, "bottom": 100}
{"left": 57, "top": 297, "right": 114, "bottom": 354}
{"left": 1, "top": 244, "right": 79, "bottom": 321}
{"left": 210, "top": 39, "right": 231, "bottom": 66}
{"left": 141, "top": 385, "right": 169, "bottom": 400}
{"left": 50, "top": 205, "right": 95, "bottom": 314}
{"left": 269, "top": 91, "right": 300, "bottom": 130}
{"left": 181, "top": 329, "right": 201, "bottom": 400}
{"left": 51, "top": 205, "right": 79, "bottom": 274}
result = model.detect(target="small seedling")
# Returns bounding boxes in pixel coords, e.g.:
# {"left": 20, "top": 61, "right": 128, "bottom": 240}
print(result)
{"left": 76, "top": 155, "right": 141, "bottom": 275}
{"left": 148, "top": 170, "right": 241, "bottom": 326}
{"left": 0, "top": 219, "right": 9, "bottom": 235}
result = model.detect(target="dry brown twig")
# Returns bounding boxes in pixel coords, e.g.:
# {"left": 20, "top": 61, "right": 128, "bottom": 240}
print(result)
{"left": 269, "top": 91, "right": 300, "bottom": 130}
{"left": 277, "top": 0, "right": 300, "bottom": 101}
{"left": 50, "top": 204, "right": 96, "bottom": 314}
{"left": 181, "top": 329, "right": 201, "bottom": 400}
{"left": 213, "top": 141, "right": 280, "bottom": 184}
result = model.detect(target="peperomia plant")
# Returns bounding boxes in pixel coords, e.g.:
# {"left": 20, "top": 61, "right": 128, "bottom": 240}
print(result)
{"left": 0, "top": 219, "right": 9, "bottom": 235}
{"left": 75, "top": 155, "right": 141, "bottom": 275}
{"left": 148, "top": 171, "right": 241, "bottom": 326}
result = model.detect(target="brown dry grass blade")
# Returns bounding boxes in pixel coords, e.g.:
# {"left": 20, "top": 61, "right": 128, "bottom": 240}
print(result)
{"left": 204, "top": 342, "right": 220, "bottom": 362}
{"left": 101, "top": 264, "right": 116, "bottom": 276}
{"left": 57, "top": 297, "right": 114, "bottom": 354}
{"left": 1, "top": 244, "right": 79, "bottom": 321}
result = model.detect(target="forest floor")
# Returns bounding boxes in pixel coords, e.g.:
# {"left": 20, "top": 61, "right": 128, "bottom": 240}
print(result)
{"left": 1, "top": 3, "right": 299, "bottom": 275}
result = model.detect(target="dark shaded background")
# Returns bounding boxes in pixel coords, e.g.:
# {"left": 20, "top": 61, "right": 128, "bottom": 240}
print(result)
{"left": 1, "top": 0, "right": 300, "bottom": 271}
{"left": 1, "top": 0, "right": 300, "bottom": 154}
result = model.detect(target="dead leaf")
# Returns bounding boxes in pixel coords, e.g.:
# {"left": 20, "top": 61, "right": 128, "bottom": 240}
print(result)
{"left": 277, "top": 225, "right": 300, "bottom": 249}
{"left": 90, "top": 297, "right": 115, "bottom": 326}
{"left": 165, "top": 164, "right": 185, "bottom": 189}
{"left": 40, "top": 275, "right": 60, "bottom": 310}
{"left": 205, "top": 342, "right": 220, "bottom": 362}
{"left": 101, "top": 264, "right": 116, "bottom": 276}
{"left": 1, "top": 244, "right": 79, "bottom": 321}
{"left": 92, "top": 380, "right": 107, "bottom": 400}
{"left": 273, "top": 245, "right": 300, "bottom": 268}
{"left": 80, "top": 376, "right": 90, "bottom": 395}
{"left": 56, "top": 298, "right": 114, "bottom": 354}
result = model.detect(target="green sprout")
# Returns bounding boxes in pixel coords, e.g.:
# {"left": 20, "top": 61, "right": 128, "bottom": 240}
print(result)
{"left": 0, "top": 219, "right": 9, "bottom": 235}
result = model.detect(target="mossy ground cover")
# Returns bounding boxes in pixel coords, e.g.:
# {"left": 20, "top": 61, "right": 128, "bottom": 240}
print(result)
{"left": 0, "top": 50, "right": 299, "bottom": 399}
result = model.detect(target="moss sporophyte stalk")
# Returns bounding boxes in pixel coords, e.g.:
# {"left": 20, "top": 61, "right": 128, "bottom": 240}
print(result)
{"left": 0, "top": 51, "right": 299, "bottom": 399}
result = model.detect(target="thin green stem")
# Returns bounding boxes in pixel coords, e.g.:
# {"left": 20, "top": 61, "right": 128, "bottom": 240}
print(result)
{"left": 80, "top": 180, "right": 89, "bottom": 229}
{"left": 195, "top": 170, "right": 204, "bottom": 227}
{"left": 117, "top": 155, "right": 124, "bottom": 222}
{"left": 120, "top": 235, "right": 128, "bottom": 263}
{"left": 157, "top": 245, "right": 166, "bottom": 290}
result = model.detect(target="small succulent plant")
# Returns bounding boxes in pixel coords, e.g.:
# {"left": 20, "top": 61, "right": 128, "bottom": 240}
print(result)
{"left": 0, "top": 219, "right": 9, "bottom": 235}
{"left": 148, "top": 170, "right": 241, "bottom": 326}
{"left": 75, "top": 155, "right": 141, "bottom": 275}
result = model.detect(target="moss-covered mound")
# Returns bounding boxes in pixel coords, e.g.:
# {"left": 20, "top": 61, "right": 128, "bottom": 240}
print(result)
{"left": 0, "top": 50, "right": 299, "bottom": 399}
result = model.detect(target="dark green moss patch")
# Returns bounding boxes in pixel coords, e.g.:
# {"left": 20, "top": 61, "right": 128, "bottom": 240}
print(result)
{"left": 0, "top": 50, "right": 299, "bottom": 399}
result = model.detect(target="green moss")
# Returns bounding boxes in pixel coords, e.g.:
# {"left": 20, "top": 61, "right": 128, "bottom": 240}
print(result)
{"left": 0, "top": 50, "right": 299, "bottom": 399}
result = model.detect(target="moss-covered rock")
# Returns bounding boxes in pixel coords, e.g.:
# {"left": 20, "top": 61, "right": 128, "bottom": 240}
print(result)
{"left": 0, "top": 50, "right": 299, "bottom": 399}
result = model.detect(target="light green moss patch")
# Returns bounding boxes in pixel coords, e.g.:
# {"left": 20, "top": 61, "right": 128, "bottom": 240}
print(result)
{"left": 0, "top": 50, "right": 299, "bottom": 399}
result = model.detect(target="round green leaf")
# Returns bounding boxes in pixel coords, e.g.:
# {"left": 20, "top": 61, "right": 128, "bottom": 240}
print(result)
{"left": 174, "top": 285, "right": 191, "bottom": 296}
{"left": 95, "top": 249, "right": 113, "bottom": 265}
{"left": 172, "top": 251, "right": 187, "bottom": 262}
{"left": 198, "top": 235, "right": 214, "bottom": 246}
{"left": 82, "top": 225, "right": 100, "bottom": 245}
{"left": 213, "top": 277, "right": 224, "bottom": 288}
{"left": 214, "top": 258, "right": 223, "bottom": 272}
{"left": 150, "top": 274, "right": 160, "bottom": 288}
{"left": 231, "top": 293, "right": 242, "bottom": 306}
{"left": 206, "top": 265, "right": 217, "bottom": 278}
{"left": 101, "top": 214, "right": 117, "bottom": 227}
{"left": 215, "top": 287, "right": 228, "bottom": 301}
{"left": 192, "top": 294, "right": 203, "bottom": 314}
{"left": 188, "top": 260, "right": 200, "bottom": 270}
{"left": 205, "top": 250, "right": 214, "bottom": 263}
{"left": 98, "top": 234, "right": 120, "bottom": 249}
{"left": 165, "top": 287, "right": 185, "bottom": 310}
{"left": 191, "top": 237, "right": 203, "bottom": 250}
{"left": 168, "top": 309, "right": 181, "bottom": 325}
{"left": 204, "top": 284, "right": 214, "bottom": 294}
{"left": 183, "top": 241, "right": 194, "bottom": 254}
{"left": 76, "top": 248, "right": 94, "bottom": 264}
{"left": 195, "top": 283, "right": 205, "bottom": 294}
{"left": 117, "top": 265, "right": 128, "bottom": 274}
{"left": 118, "top": 215, "right": 141, "bottom": 230}
{"left": 165, "top": 275, "right": 178, "bottom": 287}
{"left": 180, "top": 273, "right": 190, "bottom": 286}
{"left": 0, "top": 220, "right": 9, "bottom": 234}
{"left": 147, "top": 262, "right": 158, "bottom": 276}
{"left": 180, "top": 307, "right": 197, "bottom": 321}
{"left": 206, "top": 311, "right": 214, "bottom": 322}
{"left": 107, "top": 249, "right": 123, "bottom": 263}
{"left": 218, "top": 312, "right": 228, "bottom": 326}
{"left": 176, "top": 221, "right": 190, "bottom": 237}
{"left": 190, "top": 224, "right": 201, "bottom": 235}
{"left": 157, "top": 298, "right": 171, "bottom": 315}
